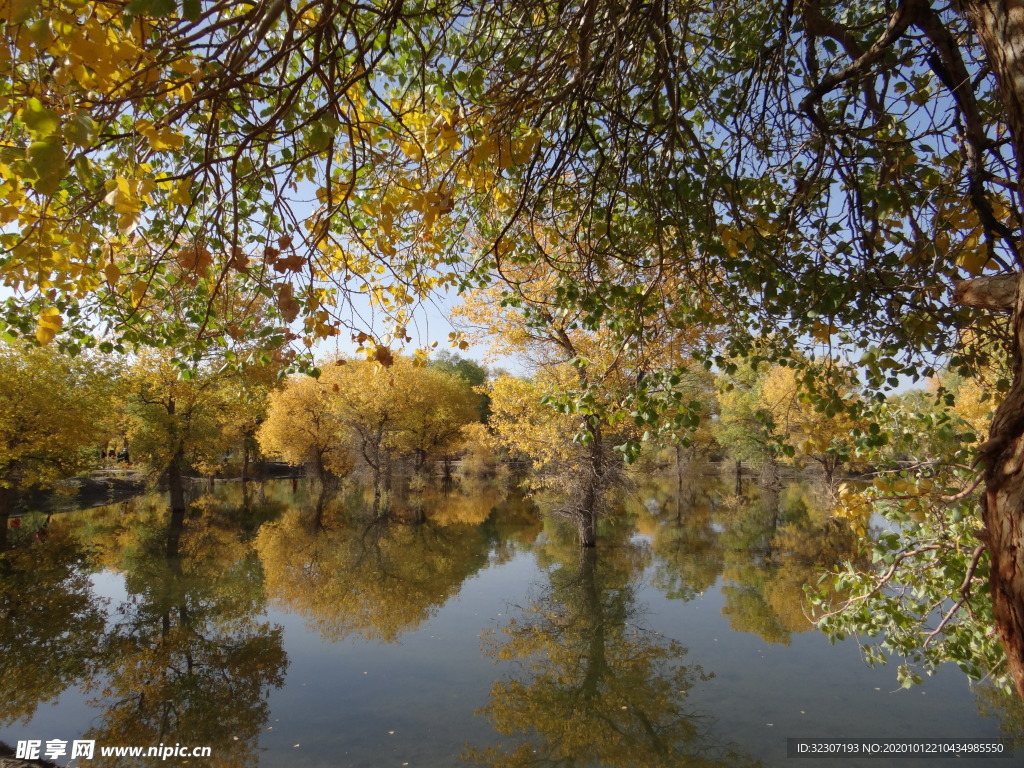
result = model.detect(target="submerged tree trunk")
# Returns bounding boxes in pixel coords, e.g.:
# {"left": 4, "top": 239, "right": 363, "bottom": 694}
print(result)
{"left": 167, "top": 446, "right": 186, "bottom": 517}
{"left": 242, "top": 442, "right": 250, "bottom": 482}
{"left": 576, "top": 420, "right": 604, "bottom": 548}
{"left": 0, "top": 486, "right": 9, "bottom": 549}
{"left": 958, "top": 0, "right": 1024, "bottom": 699}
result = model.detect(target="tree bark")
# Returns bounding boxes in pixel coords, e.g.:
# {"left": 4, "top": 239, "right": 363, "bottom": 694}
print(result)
{"left": 957, "top": 0, "right": 1024, "bottom": 700}
{"left": 577, "top": 420, "right": 603, "bottom": 548}
{"left": 953, "top": 273, "right": 1018, "bottom": 311}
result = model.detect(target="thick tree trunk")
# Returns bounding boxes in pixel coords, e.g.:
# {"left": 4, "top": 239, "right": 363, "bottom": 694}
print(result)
{"left": 957, "top": 0, "right": 1024, "bottom": 700}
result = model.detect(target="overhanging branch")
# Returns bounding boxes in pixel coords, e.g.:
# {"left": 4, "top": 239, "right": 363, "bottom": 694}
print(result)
{"left": 951, "top": 273, "right": 1019, "bottom": 312}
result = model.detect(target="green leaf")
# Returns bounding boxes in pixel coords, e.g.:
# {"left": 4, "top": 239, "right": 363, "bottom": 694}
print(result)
{"left": 126, "top": 0, "right": 176, "bottom": 16}
{"left": 21, "top": 98, "right": 60, "bottom": 139}
{"left": 27, "top": 137, "right": 67, "bottom": 195}
{"left": 181, "top": 0, "right": 201, "bottom": 20}
{"left": 64, "top": 114, "right": 99, "bottom": 147}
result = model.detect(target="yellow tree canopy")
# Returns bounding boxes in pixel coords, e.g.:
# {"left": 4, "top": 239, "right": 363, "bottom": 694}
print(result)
{"left": 0, "top": 341, "right": 105, "bottom": 494}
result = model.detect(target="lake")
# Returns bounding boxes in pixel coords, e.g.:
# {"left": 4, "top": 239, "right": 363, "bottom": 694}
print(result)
{"left": 1, "top": 475, "right": 1021, "bottom": 767}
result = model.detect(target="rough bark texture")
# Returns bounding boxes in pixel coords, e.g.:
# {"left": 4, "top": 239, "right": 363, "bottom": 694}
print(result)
{"left": 953, "top": 273, "right": 1019, "bottom": 311}
{"left": 958, "top": 0, "right": 1024, "bottom": 700}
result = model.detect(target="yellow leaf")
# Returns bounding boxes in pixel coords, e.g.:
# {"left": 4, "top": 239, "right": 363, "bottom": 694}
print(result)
{"left": 131, "top": 280, "right": 147, "bottom": 307}
{"left": 35, "top": 307, "right": 62, "bottom": 345}
{"left": 956, "top": 246, "right": 989, "bottom": 276}
{"left": 104, "top": 261, "right": 120, "bottom": 285}
{"left": 168, "top": 178, "right": 191, "bottom": 206}
{"left": 135, "top": 119, "right": 185, "bottom": 151}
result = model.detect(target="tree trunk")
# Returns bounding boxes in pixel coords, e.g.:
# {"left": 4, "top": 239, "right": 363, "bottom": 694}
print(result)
{"left": 167, "top": 446, "right": 186, "bottom": 517}
{"left": 957, "top": 0, "right": 1024, "bottom": 700}
{"left": 0, "top": 486, "right": 9, "bottom": 549}
{"left": 577, "top": 420, "right": 603, "bottom": 548}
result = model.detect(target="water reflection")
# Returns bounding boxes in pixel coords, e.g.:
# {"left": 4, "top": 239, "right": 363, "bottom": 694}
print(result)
{"left": 84, "top": 497, "right": 287, "bottom": 767}
{"left": 468, "top": 520, "right": 761, "bottom": 768}
{"left": 0, "top": 530, "right": 106, "bottom": 725}
{"left": 255, "top": 484, "right": 539, "bottom": 643}
{"left": 1, "top": 475, "right": 1019, "bottom": 768}
{"left": 2, "top": 493, "right": 288, "bottom": 767}
{"left": 639, "top": 479, "right": 862, "bottom": 646}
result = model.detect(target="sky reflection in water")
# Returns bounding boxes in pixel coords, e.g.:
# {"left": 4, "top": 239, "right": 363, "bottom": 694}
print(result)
{"left": 1, "top": 476, "right": 1022, "bottom": 767}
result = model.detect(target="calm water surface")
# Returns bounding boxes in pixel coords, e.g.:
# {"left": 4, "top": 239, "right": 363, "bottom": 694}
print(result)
{"left": 1, "top": 476, "right": 1021, "bottom": 768}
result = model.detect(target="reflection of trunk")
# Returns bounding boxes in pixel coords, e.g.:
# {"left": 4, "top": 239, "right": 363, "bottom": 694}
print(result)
{"left": 675, "top": 444, "right": 686, "bottom": 499}
{"left": 578, "top": 548, "right": 605, "bottom": 697}
{"left": 166, "top": 507, "right": 186, "bottom": 558}
{"left": 675, "top": 444, "right": 697, "bottom": 509}
{"left": 411, "top": 502, "right": 426, "bottom": 525}
{"left": 312, "top": 486, "right": 329, "bottom": 530}
{"left": 763, "top": 487, "right": 780, "bottom": 559}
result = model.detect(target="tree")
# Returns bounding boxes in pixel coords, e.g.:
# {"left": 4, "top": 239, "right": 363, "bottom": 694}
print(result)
{"left": 9, "top": 0, "right": 1024, "bottom": 697}
{"left": 757, "top": 362, "right": 865, "bottom": 491}
{"left": 446, "top": 0, "right": 1024, "bottom": 696}
{"left": 455, "top": 254, "right": 718, "bottom": 546}
{"left": 257, "top": 369, "right": 353, "bottom": 483}
{"left": 259, "top": 355, "right": 477, "bottom": 500}
{"left": 429, "top": 350, "right": 490, "bottom": 421}
{"left": 392, "top": 362, "right": 479, "bottom": 472}
{"left": 0, "top": 341, "right": 106, "bottom": 544}
{"left": 715, "top": 362, "right": 782, "bottom": 481}
{"left": 122, "top": 351, "right": 229, "bottom": 514}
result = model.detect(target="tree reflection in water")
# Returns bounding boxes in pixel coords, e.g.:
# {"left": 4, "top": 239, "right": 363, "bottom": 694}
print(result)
{"left": 640, "top": 478, "right": 862, "bottom": 647}
{"left": 0, "top": 529, "right": 107, "bottom": 725}
{"left": 255, "top": 484, "right": 538, "bottom": 644}
{"left": 36, "top": 493, "right": 289, "bottom": 768}
{"left": 467, "top": 519, "right": 761, "bottom": 768}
